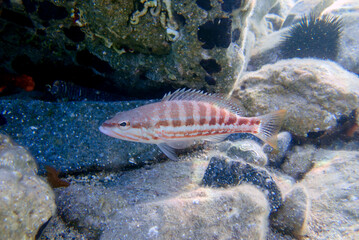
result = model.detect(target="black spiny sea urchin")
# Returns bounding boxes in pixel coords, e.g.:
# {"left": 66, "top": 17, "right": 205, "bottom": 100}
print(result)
{"left": 280, "top": 15, "right": 342, "bottom": 60}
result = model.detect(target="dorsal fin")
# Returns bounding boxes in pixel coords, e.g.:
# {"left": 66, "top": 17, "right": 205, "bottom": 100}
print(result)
{"left": 162, "top": 88, "right": 243, "bottom": 115}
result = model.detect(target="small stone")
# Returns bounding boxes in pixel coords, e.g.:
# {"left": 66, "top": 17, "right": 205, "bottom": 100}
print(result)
{"left": 216, "top": 141, "right": 232, "bottom": 152}
{"left": 281, "top": 145, "right": 315, "bottom": 179}
{"left": 271, "top": 185, "right": 310, "bottom": 238}
{"left": 264, "top": 131, "right": 292, "bottom": 167}
{"left": 227, "top": 139, "right": 268, "bottom": 166}
{"left": 202, "top": 156, "right": 282, "bottom": 212}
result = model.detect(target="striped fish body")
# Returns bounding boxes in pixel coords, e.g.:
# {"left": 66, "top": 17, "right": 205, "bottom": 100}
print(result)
{"left": 99, "top": 89, "right": 286, "bottom": 160}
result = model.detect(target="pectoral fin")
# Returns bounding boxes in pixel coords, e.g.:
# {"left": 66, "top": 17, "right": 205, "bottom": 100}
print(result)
{"left": 157, "top": 139, "right": 198, "bottom": 160}
{"left": 157, "top": 143, "right": 178, "bottom": 161}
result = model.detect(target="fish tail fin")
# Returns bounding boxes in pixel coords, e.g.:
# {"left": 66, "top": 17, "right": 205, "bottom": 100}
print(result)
{"left": 254, "top": 109, "right": 287, "bottom": 149}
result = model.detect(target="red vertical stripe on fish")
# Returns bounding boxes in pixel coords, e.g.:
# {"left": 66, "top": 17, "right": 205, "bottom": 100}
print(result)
{"left": 209, "top": 105, "right": 217, "bottom": 126}
{"left": 219, "top": 109, "right": 226, "bottom": 125}
{"left": 170, "top": 102, "right": 181, "bottom": 127}
{"left": 199, "top": 103, "right": 207, "bottom": 125}
{"left": 225, "top": 115, "right": 237, "bottom": 126}
{"left": 184, "top": 102, "right": 194, "bottom": 126}
{"left": 154, "top": 103, "right": 169, "bottom": 127}
{"left": 237, "top": 118, "right": 249, "bottom": 126}
{"left": 250, "top": 118, "right": 260, "bottom": 126}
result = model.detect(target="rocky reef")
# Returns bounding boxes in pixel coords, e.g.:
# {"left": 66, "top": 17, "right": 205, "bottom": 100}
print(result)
{"left": 0, "top": 0, "right": 257, "bottom": 97}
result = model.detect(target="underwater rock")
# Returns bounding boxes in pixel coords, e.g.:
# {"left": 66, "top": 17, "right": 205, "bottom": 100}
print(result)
{"left": 302, "top": 149, "right": 359, "bottom": 239}
{"left": 281, "top": 145, "right": 316, "bottom": 180}
{"left": 36, "top": 214, "right": 86, "bottom": 239}
{"left": 233, "top": 58, "right": 359, "bottom": 136}
{"left": 49, "top": 157, "right": 269, "bottom": 239}
{"left": 0, "top": 168, "right": 56, "bottom": 240}
{"left": 282, "top": 0, "right": 333, "bottom": 28}
{"left": 102, "top": 186, "right": 269, "bottom": 240}
{"left": 244, "top": 0, "right": 294, "bottom": 69}
{"left": 247, "top": 0, "right": 279, "bottom": 39}
{"left": 76, "top": 49, "right": 114, "bottom": 74}
{"left": 265, "top": 13, "right": 284, "bottom": 32}
{"left": 202, "top": 156, "right": 282, "bottom": 212}
{"left": 216, "top": 140, "right": 233, "bottom": 152}
{"left": 53, "top": 159, "right": 194, "bottom": 238}
{"left": 0, "top": 0, "right": 258, "bottom": 96}
{"left": 271, "top": 185, "right": 310, "bottom": 238}
{"left": 264, "top": 131, "right": 292, "bottom": 167}
{"left": 290, "top": 107, "right": 359, "bottom": 149}
{"left": 0, "top": 134, "right": 56, "bottom": 240}
{"left": 323, "top": 0, "right": 359, "bottom": 75}
{"left": 227, "top": 139, "right": 268, "bottom": 166}
{"left": 0, "top": 99, "right": 162, "bottom": 174}
{"left": 56, "top": 184, "right": 108, "bottom": 239}
{"left": 246, "top": 29, "right": 283, "bottom": 71}
{"left": 0, "top": 133, "right": 38, "bottom": 175}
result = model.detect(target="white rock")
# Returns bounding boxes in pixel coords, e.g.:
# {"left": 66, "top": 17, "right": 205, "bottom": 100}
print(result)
{"left": 233, "top": 58, "right": 359, "bottom": 135}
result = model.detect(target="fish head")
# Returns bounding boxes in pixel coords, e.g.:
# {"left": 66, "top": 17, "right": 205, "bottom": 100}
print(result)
{"left": 99, "top": 108, "right": 150, "bottom": 142}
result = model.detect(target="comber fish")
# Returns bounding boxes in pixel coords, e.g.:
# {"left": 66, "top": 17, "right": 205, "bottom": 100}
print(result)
{"left": 99, "top": 89, "right": 286, "bottom": 160}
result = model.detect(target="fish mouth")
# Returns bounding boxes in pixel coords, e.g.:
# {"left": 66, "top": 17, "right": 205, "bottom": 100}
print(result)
{"left": 99, "top": 125, "right": 120, "bottom": 138}
{"left": 99, "top": 120, "right": 122, "bottom": 138}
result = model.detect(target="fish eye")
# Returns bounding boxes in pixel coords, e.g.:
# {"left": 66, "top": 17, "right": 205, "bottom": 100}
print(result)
{"left": 119, "top": 121, "right": 130, "bottom": 129}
